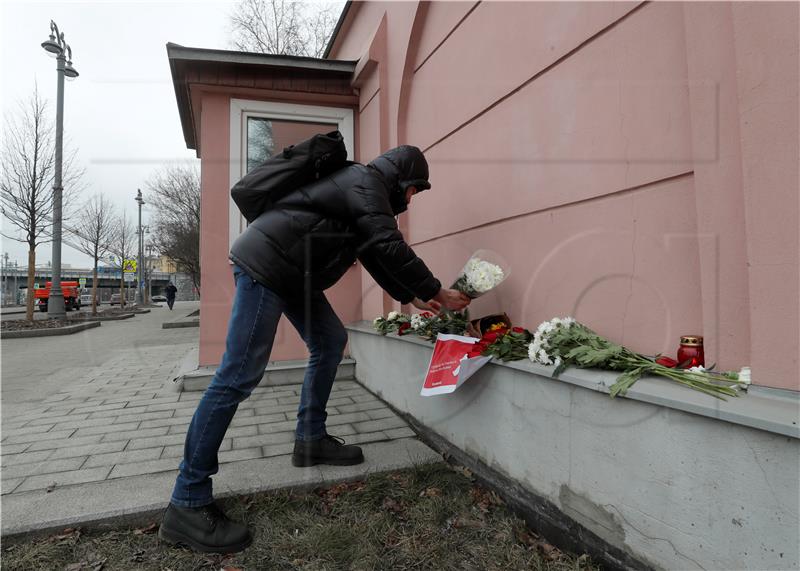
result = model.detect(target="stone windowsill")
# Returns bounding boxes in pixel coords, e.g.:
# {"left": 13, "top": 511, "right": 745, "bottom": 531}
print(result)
{"left": 346, "top": 322, "right": 800, "bottom": 440}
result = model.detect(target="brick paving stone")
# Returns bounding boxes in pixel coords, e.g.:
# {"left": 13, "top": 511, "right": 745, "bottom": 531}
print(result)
{"left": 52, "top": 417, "right": 118, "bottom": 431}
{"left": 73, "top": 422, "right": 139, "bottom": 438}
{"left": 84, "top": 448, "right": 163, "bottom": 468}
{"left": 42, "top": 394, "right": 70, "bottom": 403}
{"left": 108, "top": 458, "right": 177, "bottom": 479}
{"left": 238, "top": 398, "right": 279, "bottom": 410}
{"left": 88, "top": 405, "right": 149, "bottom": 419}
{"left": 126, "top": 433, "right": 186, "bottom": 450}
{"left": 70, "top": 402, "right": 128, "bottom": 416}
{"left": 351, "top": 394, "right": 382, "bottom": 403}
{"left": 351, "top": 417, "right": 408, "bottom": 434}
{"left": 27, "top": 434, "right": 103, "bottom": 452}
{"left": 229, "top": 413, "right": 286, "bottom": 428}
{"left": 255, "top": 420, "right": 297, "bottom": 435}
{"left": 331, "top": 381, "right": 360, "bottom": 390}
{"left": 139, "top": 417, "right": 192, "bottom": 430}
{"left": 325, "top": 397, "right": 355, "bottom": 407}
{"left": 385, "top": 427, "right": 416, "bottom": 439}
{"left": 276, "top": 395, "right": 301, "bottom": 405}
{"left": 331, "top": 388, "right": 370, "bottom": 398}
{"left": 336, "top": 401, "right": 386, "bottom": 414}
{"left": 1, "top": 449, "right": 54, "bottom": 466}
{"left": 110, "top": 411, "right": 175, "bottom": 424}
{"left": 27, "top": 413, "right": 89, "bottom": 426}
{"left": 101, "top": 427, "right": 169, "bottom": 443}
{"left": 2, "top": 423, "right": 57, "bottom": 436}
{"left": 3, "top": 457, "right": 88, "bottom": 480}
{"left": 42, "top": 401, "right": 89, "bottom": 413}
{"left": 144, "top": 400, "right": 201, "bottom": 413}
{"left": 326, "top": 412, "right": 373, "bottom": 426}
{"left": 49, "top": 441, "right": 128, "bottom": 460}
{"left": 219, "top": 447, "right": 263, "bottom": 464}
{"left": 0, "top": 443, "right": 31, "bottom": 455}
{"left": 4, "top": 429, "right": 76, "bottom": 445}
{"left": 261, "top": 442, "right": 294, "bottom": 458}
{"left": 234, "top": 431, "right": 295, "bottom": 449}
{"left": 1, "top": 478, "right": 23, "bottom": 495}
{"left": 342, "top": 431, "right": 390, "bottom": 445}
{"left": 223, "top": 425, "right": 259, "bottom": 439}
{"left": 17, "top": 466, "right": 112, "bottom": 493}
{"left": 366, "top": 408, "right": 396, "bottom": 420}
{"left": 166, "top": 423, "right": 193, "bottom": 435}
{"left": 330, "top": 424, "right": 357, "bottom": 438}
{"left": 252, "top": 403, "right": 299, "bottom": 416}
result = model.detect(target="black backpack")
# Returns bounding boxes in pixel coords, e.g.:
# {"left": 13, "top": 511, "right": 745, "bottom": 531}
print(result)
{"left": 231, "top": 130, "right": 349, "bottom": 223}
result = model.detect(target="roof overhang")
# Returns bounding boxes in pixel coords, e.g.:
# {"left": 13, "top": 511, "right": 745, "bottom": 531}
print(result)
{"left": 167, "top": 43, "right": 357, "bottom": 154}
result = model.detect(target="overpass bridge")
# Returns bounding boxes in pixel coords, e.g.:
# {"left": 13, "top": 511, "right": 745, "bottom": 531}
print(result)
{"left": 0, "top": 266, "right": 176, "bottom": 304}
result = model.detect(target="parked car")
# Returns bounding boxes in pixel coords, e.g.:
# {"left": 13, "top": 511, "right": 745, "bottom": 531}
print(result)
{"left": 151, "top": 294, "right": 167, "bottom": 302}
{"left": 109, "top": 293, "right": 121, "bottom": 305}
{"left": 80, "top": 293, "right": 99, "bottom": 306}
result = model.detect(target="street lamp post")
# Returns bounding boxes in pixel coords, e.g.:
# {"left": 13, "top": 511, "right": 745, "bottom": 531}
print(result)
{"left": 135, "top": 189, "right": 145, "bottom": 305}
{"left": 41, "top": 21, "right": 78, "bottom": 319}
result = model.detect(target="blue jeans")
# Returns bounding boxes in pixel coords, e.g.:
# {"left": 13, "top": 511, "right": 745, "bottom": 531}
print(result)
{"left": 170, "top": 265, "right": 348, "bottom": 507}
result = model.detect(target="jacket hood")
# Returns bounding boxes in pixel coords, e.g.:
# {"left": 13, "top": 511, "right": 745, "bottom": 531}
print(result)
{"left": 367, "top": 145, "right": 430, "bottom": 215}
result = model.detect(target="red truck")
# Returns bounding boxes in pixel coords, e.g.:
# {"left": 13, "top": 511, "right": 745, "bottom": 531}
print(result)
{"left": 34, "top": 281, "right": 82, "bottom": 312}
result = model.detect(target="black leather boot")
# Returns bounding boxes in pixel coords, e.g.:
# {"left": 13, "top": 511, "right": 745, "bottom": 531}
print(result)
{"left": 292, "top": 434, "right": 365, "bottom": 467}
{"left": 159, "top": 502, "right": 252, "bottom": 553}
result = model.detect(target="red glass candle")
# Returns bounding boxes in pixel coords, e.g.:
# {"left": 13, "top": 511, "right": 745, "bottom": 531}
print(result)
{"left": 677, "top": 336, "right": 704, "bottom": 368}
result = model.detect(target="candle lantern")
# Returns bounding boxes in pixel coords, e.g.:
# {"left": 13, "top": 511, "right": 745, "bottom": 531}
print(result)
{"left": 677, "top": 335, "right": 705, "bottom": 368}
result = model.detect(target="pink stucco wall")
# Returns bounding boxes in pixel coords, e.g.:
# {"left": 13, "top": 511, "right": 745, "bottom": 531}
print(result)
{"left": 330, "top": 1, "right": 799, "bottom": 390}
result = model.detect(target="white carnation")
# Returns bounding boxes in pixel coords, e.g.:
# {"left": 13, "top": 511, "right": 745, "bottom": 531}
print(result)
{"left": 387, "top": 311, "right": 399, "bottom": 320}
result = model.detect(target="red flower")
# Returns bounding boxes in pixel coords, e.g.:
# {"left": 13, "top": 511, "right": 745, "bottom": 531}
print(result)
{"left": 655, "top": 356, "right": 678, "bottom": 368}
{"left": 512, "top": 327, "right": 525, "bottom": 334}
{"left": 483, "top": 332, "right": 499, "bottom": 343}
{"left": 398, "top": 322, "right": 411, "bottom": 335}
{"left": 421, "top": 312, "right": 433, "bottom": 318}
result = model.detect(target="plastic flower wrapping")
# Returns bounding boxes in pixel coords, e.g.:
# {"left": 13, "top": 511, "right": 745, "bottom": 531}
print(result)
{"left": 451, "top": 250, "right": 509, "bottom": 299}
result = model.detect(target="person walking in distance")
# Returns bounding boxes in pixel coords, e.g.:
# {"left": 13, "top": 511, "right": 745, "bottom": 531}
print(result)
{"left": 165, "top": 282, "right": 177, "bottom": 310}
{"left": 159, "top": 145, "right": 470, "bottom": 553}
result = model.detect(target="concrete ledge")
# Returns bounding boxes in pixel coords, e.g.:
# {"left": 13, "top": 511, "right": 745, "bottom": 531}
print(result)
{"left": 180, "top": 358, "right": 356, "bottom": 391}
{"left": 0, "top": 438, "right": 440, "bottom": 537}
{"left": 346, "top": 322, "right": 799, "bottom": 439}
{"left": 0, "top": 320, "right": 101, "bottom": 339}
{"left": 347, "top": 321, "right": 800, "bottom": 571}
{"left": 162, "top": 312, "right": 199, "bottom": 329}
{"left": 68, "top": 313, "right": 135, "bottom": 322}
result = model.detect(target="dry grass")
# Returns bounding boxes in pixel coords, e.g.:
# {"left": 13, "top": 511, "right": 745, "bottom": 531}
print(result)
{"left": 2, "top": 463, "right": 597, "bottom": 571}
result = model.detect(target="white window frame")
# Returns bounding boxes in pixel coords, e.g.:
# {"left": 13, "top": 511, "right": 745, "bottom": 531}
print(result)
{"left": 228, "top": 99, "right": 355, "bottom": 248}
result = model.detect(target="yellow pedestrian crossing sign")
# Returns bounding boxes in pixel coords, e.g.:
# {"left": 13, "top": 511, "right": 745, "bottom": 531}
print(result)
{"left": 123, "top": 259, "right": 137, "bottom": 273}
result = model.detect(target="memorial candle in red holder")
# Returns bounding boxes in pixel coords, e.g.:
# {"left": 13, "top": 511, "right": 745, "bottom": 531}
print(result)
{"left": 677, "top": 335, "right": 704, "bottom": 368}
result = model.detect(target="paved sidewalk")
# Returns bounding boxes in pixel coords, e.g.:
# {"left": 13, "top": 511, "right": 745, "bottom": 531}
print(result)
{"left": 1, "top": 310, "right": 438, "bottom": 536}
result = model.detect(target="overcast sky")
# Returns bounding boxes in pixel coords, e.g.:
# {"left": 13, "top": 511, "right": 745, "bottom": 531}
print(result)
{"left": 1, "top": 0, "right": 244, "bottom": 268}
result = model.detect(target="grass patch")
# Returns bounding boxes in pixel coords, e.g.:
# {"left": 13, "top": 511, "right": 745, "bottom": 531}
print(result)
{"left": 2, "top": 463, "right": 597, "bottom": 571}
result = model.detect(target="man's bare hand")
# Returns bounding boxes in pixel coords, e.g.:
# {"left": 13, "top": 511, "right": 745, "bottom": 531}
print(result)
{"left": 411, "top": 297, "right": 442, "bottom": 314}
{"left": 433, "top": 288, "right": 471, "bottom": 311}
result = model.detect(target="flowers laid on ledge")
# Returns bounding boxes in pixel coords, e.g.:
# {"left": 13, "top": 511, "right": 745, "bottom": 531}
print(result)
{"left": 374, "top": 310, "right": 469, "bottom": 341}
{"left": 528, "top": 317, "right": 743, "bottom": 400}
{"left": 372, "top": 311, "right": 745, "bottom": 400}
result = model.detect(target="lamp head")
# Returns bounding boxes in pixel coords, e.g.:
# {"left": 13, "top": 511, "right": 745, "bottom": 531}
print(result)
{"left": 42, "top": 22, "right": 63, "bottom": 56}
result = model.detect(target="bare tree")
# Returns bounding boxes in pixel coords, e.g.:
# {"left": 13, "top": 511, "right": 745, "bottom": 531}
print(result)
{"left": 230, "top": 0, "right": 342, "bottom": 58}
{"left": 109, "top": 212, "right": 136, "bottom": 309}
{"left": 146, "top": 164, "right": 201, "bottom": 293}
{"left": 68, "top": 195, "right": 115, "bottom": 315}
{"left": 0, "top": 86, "right": 84, "bottom": 320}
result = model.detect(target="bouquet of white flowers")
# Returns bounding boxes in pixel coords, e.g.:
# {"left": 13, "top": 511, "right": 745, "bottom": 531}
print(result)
{"left": 451, "top": 250, "right": 509, "bottom": 299}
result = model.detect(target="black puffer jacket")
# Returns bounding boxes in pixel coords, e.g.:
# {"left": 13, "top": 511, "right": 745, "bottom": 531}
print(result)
{"left": 229, "top": 146, "right": 441, "bottom": 304}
